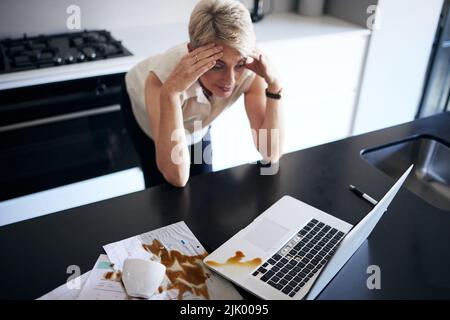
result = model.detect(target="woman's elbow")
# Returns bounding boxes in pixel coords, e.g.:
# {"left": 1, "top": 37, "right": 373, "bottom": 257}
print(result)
{"left": 166, "top": 170, "right": 189, "bottom": 187}
{"left": 157, "top": 157, "right": 190, "bottom": 187}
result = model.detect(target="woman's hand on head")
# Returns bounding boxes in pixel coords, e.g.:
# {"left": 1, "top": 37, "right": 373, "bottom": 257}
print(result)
{"left": 245, "top": 50, "right": 280, "bottom": 88}
{"left": 163, "top": 43, "right": 223, "bottom": 94}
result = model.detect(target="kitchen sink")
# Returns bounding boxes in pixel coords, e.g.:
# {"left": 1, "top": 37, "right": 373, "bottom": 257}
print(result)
{"left": 361, "top": 135, "right": 450, "bottom": 211}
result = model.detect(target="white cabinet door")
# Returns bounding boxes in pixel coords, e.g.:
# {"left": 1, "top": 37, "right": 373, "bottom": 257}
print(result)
{"left": 211, "top": 34, "right": 369, "bottom": 171}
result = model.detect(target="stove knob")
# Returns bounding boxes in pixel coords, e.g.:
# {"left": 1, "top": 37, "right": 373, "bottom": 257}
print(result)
{"left": 77, "top": 53, "right": 86, "bottom": 62}
{"left": 87, "top": 51, "right": 96, "bottom": 60}
{"left": 54, "top": 56, "right": 63, "bottom": 65}
{"left": 65, "top": 55, "right": 75, "bottom": 63}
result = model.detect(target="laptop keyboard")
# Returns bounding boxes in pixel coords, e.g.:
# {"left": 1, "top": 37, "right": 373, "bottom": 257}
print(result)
{"left": 252, "top": 218, "right": 345, "bottom": 298}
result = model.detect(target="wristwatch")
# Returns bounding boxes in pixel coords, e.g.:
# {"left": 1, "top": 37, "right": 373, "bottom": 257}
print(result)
{"left": 265, "top": 87, "right": 282, "bottom": 100}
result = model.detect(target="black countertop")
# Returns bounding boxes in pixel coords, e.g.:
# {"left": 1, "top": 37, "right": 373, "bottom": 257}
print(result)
{"left": 1, "top": 112, "right": 449, "bottom": 300}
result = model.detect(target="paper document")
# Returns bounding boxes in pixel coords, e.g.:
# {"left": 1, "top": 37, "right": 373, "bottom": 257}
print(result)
{"left": 40, "top": 255, "right": 133, "bottom": 300}
{"left": 38, "top": 272, "right": 90, "bottom": 300}
{"left": 77, "top": 254, "right": 132, "bottom": 300}
{"left": 103, "top": 221, "right": 242, "bottom": 300}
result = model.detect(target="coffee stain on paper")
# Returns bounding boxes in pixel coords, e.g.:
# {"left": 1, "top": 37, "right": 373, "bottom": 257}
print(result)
{"left": 103, "top": 270, "right": 122, "bottom": 282}
{"left": 142, "top": 239, "right": 211, "bottom": 300}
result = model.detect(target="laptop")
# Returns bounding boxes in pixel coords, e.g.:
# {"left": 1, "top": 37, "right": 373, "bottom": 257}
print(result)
{"left": 203, "top": 165, "right": 414, "bottom": 300}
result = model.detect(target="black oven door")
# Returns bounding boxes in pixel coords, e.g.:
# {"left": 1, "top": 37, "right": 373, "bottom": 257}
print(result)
{"left": 0, "top": 73, "right": 139, "bottom": 201}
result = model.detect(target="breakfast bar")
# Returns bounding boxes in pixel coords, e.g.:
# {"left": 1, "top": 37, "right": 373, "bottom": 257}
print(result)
{"left": 1, "top": 112, "right": 449, "bottom": 300}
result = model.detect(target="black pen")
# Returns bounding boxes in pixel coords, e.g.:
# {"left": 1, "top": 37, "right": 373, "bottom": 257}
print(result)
{"left": 349, "top": 185, "right": 378, "bottom": 205}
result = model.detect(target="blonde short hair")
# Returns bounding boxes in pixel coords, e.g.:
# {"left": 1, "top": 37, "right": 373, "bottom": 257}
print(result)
{"left": 188, "top": 0, "right": 256, "bottom": 56}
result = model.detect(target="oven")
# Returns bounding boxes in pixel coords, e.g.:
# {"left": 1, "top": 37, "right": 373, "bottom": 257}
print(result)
{"left": 0, "top": 31, "right": 139, "bottom": 201}
{"left": 0, "top": 73, "right": 139, "bottom": 201}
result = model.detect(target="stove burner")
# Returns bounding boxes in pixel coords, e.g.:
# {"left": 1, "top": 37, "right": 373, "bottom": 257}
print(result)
{"left": 0, "top": 30, "right": 132, "bottom": 74}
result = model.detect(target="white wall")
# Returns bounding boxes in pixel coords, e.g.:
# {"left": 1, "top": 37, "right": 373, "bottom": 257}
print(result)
{"left": 352, "top": 0, "right": 444, "bottom": 135}
{"left": 0, "top": 0, "right": 296, "bottom": 38}
{"left": 0, "top": 0, "right": 198, "bottom": 38}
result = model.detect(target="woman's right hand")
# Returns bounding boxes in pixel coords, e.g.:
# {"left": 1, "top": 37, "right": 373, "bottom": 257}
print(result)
{"left": 163, "top": 43, "right": 223, "bottom": 94}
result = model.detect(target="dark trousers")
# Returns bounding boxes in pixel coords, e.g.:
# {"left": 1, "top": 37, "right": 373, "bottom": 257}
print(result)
{"left": 120, "top": 80, "right": 213, "bottom": 188}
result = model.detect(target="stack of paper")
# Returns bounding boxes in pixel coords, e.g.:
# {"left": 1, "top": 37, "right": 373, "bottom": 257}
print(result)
{"left": 39, "top": 221, "right": 242, "bottom": 300}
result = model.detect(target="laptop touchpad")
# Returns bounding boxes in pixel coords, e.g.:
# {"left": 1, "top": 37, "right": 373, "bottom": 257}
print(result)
{"left": 244, "top": 219, "right": 289, "bottom": 252}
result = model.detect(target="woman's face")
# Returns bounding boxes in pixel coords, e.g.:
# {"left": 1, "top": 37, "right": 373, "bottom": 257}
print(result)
{"left": 199, "top": 44, "right": 247, "bottom": 98}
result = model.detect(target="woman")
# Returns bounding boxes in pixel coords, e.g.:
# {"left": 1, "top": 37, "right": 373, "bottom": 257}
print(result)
{"left": 122, "top": 0, "right": 284, "bottom": 188}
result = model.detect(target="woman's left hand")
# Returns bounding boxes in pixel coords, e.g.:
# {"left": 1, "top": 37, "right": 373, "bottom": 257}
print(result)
{"left": 245, "top": 50, "right": 280, "bottom": 88}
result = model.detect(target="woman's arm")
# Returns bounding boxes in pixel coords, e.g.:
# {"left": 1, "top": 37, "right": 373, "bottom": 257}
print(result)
{"left": 144, "top": 44, "right": 223, "bottom": 187}
{"left": 244, "top": 56, "right": 284, "bottom": 164}
{"left": 145, "top": 72, "right": 189, "bottom": 187}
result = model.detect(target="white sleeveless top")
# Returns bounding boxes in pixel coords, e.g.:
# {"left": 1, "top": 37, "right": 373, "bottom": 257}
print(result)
{"left": 125, "top": 43, "right": 255, "bottom": 145}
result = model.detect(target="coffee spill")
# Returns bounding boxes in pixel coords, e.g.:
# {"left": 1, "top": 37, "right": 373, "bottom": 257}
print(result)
{"left": 205, "top": 251, "right": 262, "bottom": 268}
{"left": 142, "top": 239, "right": 210, "bottom": 300}
{"left": 104, "top": 270, "right": 122, "bottom": 282}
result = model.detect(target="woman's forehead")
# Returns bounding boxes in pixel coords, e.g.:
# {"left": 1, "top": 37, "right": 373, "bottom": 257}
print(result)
{"left": 217, "top": 44, "right": 246, "bottom": 63}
